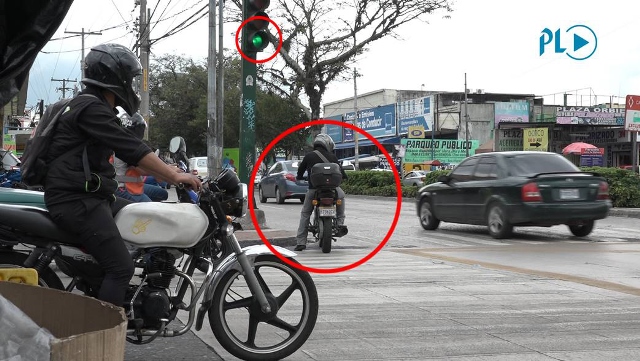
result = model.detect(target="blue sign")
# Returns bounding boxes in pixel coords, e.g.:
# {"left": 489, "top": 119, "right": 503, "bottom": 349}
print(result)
{"left": 539, "top": 24, "right": 597, "bottom": 61}
{"left": 324, "top": 115, "right": 343, "bottom": 143}
{"left": 341, "top": 104, "right": 396, "bottom": 141}
{"left": 397, "top": 97, "right": 432, "bottom": 134}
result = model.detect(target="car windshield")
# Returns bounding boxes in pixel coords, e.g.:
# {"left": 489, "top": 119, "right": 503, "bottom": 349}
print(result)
{"left": 197, "top": 159, "right": 206, "bottom": 167}
{"left": 506, "top": 154, "right": 580, "bottom": 176}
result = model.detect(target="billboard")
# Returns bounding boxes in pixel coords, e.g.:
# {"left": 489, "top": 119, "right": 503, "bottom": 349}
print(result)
{"left": 556, "top": 106, "right": 625, "bottom": 126}
{"left": 495, "top": 102, "right": 530, "bottom": 125}
{"left": 624, "top": 95, "right": 640, "bottom": 131}
{"left": 401, "top": 139, "right": 479, "bottom": 164}
{"left": 341, "top": 104, "right": 396, "bottom": 141}
{"left": 324, "top": 115, "right": 343, "bottom": 143}
{"left": 397, "top": 97, "right": 433, "bottom": 134}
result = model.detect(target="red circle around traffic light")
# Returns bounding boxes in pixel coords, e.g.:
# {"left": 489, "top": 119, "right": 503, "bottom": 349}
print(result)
{"left": 247, "top": 119, "right": 403, "bottom": 274}
{"left": 235, "top": 16, "right": 283, "bottom": 64}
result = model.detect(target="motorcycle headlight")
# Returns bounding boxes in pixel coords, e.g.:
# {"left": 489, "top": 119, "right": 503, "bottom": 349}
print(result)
{"left": 220, "top": 183, "right": 248, "bottom": 218}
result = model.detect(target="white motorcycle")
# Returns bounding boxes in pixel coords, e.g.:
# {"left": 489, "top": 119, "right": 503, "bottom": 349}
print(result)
{"left": 0, "top": 168, "right": 318, "bottom": 361}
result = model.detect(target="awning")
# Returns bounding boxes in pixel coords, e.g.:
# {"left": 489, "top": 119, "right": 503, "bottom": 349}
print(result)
{"left": 335, "top": 136, "right": 401, "bottom": 150}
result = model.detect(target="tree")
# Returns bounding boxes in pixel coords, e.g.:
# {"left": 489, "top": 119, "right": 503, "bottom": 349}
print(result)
{"left": 229, "top": 0, "right": 453, "bottom": 121}
{"left": 148, "top": 53, "right": 309, "bottom": 158}
{"left": 148, "top": 55, "right": 208, "bottom": 156}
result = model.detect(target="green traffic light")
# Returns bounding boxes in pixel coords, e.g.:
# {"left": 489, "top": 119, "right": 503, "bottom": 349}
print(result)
{"left": 252, "top": 34, "right": 264, "bottom": 49}
{"left": 249, "top": 32, "right": 268, "bottom": 51}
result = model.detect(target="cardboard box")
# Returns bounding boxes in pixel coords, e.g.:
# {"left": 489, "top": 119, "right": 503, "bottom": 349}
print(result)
{"left": 0, "top": 281, "right": 126, "bottom": 361}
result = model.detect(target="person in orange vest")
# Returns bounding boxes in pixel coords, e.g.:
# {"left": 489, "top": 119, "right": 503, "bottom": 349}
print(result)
{"left": 112, "top": 112, "right": 173, "bottom": 202}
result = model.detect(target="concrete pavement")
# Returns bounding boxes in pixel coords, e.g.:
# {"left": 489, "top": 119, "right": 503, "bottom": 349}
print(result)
{"left": 123, "top": 198, "right": 640, "bottom": 360}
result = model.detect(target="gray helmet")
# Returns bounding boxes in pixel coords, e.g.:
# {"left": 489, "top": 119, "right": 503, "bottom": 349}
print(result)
{"left": 313, "top": 133, "right": 335, "bottom": 152}
{"left": 82, "top": 43, "right": 142, "bottom": 116}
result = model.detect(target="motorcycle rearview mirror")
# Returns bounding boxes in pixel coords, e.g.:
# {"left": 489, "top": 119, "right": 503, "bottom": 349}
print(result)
{"left": 169, "top": 136, "right": 186, "bottom": 154}
{"left": 437, "top": 174, "right": 450, "bottom": 183}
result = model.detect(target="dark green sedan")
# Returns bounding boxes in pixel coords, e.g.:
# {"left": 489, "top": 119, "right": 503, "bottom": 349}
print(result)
{"left": 416, "top": 151, "right": 612, "bottom": 239}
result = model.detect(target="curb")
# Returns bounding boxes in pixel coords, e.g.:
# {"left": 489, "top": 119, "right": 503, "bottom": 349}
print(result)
{"left": 608, "top": 208, "right": 640, "bottom": 219}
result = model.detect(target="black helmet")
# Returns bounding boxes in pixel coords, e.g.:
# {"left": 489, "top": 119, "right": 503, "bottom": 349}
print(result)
{"left": 313, "top": 133, "right": 335, "bottom": 152}
{"left": 82, "top": 43, "right": 142, "bottom": 116}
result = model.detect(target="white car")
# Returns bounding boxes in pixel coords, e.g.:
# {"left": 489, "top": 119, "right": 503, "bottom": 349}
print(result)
{"left": 188, "top": 156, "right": 208, "bottom": 179}
{"left": 402, "top": 170, "right": 427, "bottom": 187}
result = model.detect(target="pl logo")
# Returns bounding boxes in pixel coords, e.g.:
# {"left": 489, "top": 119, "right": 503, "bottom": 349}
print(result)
{"left": 539, "top": 25, "right": 597, "bottom": 61}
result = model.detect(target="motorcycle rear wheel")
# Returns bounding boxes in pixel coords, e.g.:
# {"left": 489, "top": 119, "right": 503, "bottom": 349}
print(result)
{"left": 0, "top": 252, "right": 64, "bottom": 289}
{"left": 208, "top": 255, "right": 318, "bottom": 361}
{"left": 319, "top": 218, "right": 332, "bottom": 254}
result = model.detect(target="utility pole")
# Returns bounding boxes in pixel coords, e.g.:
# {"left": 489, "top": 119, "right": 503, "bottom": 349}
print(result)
{"left": 464, "top": 73, "right": 469, "bottom": 157}
{"left": 51, "top": 78, "right": 77, "bottom": 99}
{"left": 353, "top": 67, "right": 359, "bottom": 170}
{"left": 139, "top": 0, "right": 150, "bottom": 139}
{"left": 216, "top": 0, "right": 225, "bottom": 174}
{"left": 65, "top": 28, "right": 102, "bottom": 88}
{"left": 432, "top": 94, "right": 437, "bottom": 161}
{"left": 207, "top": 0, "right": 221, "bottom": 177}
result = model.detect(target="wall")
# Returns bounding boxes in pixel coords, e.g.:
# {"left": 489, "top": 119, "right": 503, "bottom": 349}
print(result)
{"left": 461, "top": 103, "right": 494, "bottom": 146}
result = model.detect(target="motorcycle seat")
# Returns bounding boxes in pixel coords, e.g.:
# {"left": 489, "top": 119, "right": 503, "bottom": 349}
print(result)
{"left": 0, "top": 204, "right": 80, "bottom": 244}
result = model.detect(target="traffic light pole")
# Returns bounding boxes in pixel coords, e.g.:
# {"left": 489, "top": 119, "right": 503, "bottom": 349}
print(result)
{"left": 239, "top": 53, "right": 257, "bottom": 185}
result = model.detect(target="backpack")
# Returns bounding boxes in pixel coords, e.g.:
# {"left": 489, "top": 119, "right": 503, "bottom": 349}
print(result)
{"left": 20, "top": 94, "right": 96, "bottom": 187}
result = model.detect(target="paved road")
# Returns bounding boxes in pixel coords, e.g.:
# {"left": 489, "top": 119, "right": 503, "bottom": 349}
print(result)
{"left": 108, "top": 191, "right": 640, "bottom": 359}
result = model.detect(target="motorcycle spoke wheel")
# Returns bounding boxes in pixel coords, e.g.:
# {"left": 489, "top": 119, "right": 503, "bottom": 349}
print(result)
{"left": 209, "top": 255, "right": 318, "bottom": 361}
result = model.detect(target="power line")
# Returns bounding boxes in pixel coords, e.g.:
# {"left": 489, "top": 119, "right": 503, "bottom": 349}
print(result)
{"left": 150, "top": 4, "right": 208, "bottom": 46}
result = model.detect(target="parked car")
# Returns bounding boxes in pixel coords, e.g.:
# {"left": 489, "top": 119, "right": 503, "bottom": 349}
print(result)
{"left": 416, "top": 151, "right": 611, "bottom": 239}
{"left": 402, "top": 170, "right": 427, "bottom": 187}
{"left": 258, "top": 160, "right": 308, "bottom": 204}
{"left": 188, "top": 156, "right": 208, "bottom": 179}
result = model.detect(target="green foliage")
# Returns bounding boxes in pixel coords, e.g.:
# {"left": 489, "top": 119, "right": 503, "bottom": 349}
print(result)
{"left": 341, "top": 171, "right": 418, "bottom": 199}
{"left": 580, "top": 166, "right": 640, "bottom": 207}
{"left": 423, "top": 170, "right": 451, "bottom": 185}
{"left": 148, "top": 54, "right": 309, "bottom": 158}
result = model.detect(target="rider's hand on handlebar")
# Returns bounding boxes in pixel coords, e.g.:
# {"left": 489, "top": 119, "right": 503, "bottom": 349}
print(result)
{"left": 175, "top": 172, "right": 202, "bottom": 191}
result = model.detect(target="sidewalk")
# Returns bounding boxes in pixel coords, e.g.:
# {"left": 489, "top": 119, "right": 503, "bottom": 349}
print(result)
{"left": 608, "top": 207, "right": 640, "bottom": 218}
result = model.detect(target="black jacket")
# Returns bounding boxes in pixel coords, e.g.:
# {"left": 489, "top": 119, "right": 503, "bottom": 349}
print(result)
{"left": 296, "top": 146, "right": 348, "bottom": 189}
{"left": 44, "top": 87, "right": 152, "bottom": 206}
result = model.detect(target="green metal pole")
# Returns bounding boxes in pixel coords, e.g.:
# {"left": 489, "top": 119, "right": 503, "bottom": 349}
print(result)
{"left": 239, "top": 57, "right": 257, "bottom": 184}
{"left": 239, "top": 0, "right": 257, "bottom": 185}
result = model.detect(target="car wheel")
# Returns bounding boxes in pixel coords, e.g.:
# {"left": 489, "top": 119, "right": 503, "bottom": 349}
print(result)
{"left": 568, "top": 220, "right": 594, "bottom": 237}
{"left": 299, "top": 197, "right": 305, "bottom": 203}
{"left": 259, "top": 186, "right": 267, "bottom": 203}
{"left": 486, "top": 203, "right": 513, "bottom": 239}
{"left": 276, "top": 187, "right": 285, "bottom": 204}
{"left": 418, "top": 198, "right": 440, "bottom": 230}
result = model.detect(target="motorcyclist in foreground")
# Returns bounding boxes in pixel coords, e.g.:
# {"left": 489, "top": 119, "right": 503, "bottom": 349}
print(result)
{"left": 43, "top": 43, "right": 201, "bottom": 307}
{"left": 294, "top": 133, "right": 348, "bottom": 251}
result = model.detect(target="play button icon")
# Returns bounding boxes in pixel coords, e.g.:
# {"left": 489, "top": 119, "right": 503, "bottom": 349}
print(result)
{"left": 566, "top": 24, "right": 597, "bottom": 60}
{"left": 573, "top": 33, "right": 589, "bottom": 51}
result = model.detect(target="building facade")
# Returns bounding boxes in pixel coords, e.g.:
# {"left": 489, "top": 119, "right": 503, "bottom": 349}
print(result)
{"left": 322, "top": 88, "right": 632, "bottom": 169}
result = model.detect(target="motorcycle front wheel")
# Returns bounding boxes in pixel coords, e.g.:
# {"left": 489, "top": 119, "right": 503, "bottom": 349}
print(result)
{"left": 208, "top": 255, "right": 318, "bottom": 361}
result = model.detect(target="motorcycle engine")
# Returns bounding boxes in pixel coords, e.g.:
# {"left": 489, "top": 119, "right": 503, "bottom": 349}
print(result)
{"left": 126, "top": 249, "right": 178, "bottom": 329}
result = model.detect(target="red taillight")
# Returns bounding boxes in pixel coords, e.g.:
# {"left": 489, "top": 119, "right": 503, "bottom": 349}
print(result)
{"left": 521, "top": 182, "right": 542, "bottom": 202}
{"left": 191, "top": 169, "right": 198, "bottom": 175}
{"left": 597, "top": 181, "right": 609, "bottom": 200}
{"left": 320, "top": 198, "right": 334, "bottom": 206}
{"left": 284, "top": 173, "right": 296, "bottom": 182}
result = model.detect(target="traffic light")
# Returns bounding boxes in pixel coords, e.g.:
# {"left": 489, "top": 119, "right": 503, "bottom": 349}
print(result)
{"left": 243, "top": 0, "right": 270, "bottom": 53}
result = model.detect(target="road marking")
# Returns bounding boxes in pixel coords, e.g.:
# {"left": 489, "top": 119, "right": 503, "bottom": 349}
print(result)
{"left": 393, "top": 248, "right": 640, "bottom": 297}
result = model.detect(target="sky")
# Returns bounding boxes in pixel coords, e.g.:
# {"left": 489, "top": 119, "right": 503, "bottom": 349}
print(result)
{"left": 27, "top": 0, "right": 640, "bottom": 113}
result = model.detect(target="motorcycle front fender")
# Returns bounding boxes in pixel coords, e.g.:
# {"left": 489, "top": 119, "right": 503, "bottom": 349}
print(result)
{"left": 194, "top": 244, "right": 296, "bottom": 329}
